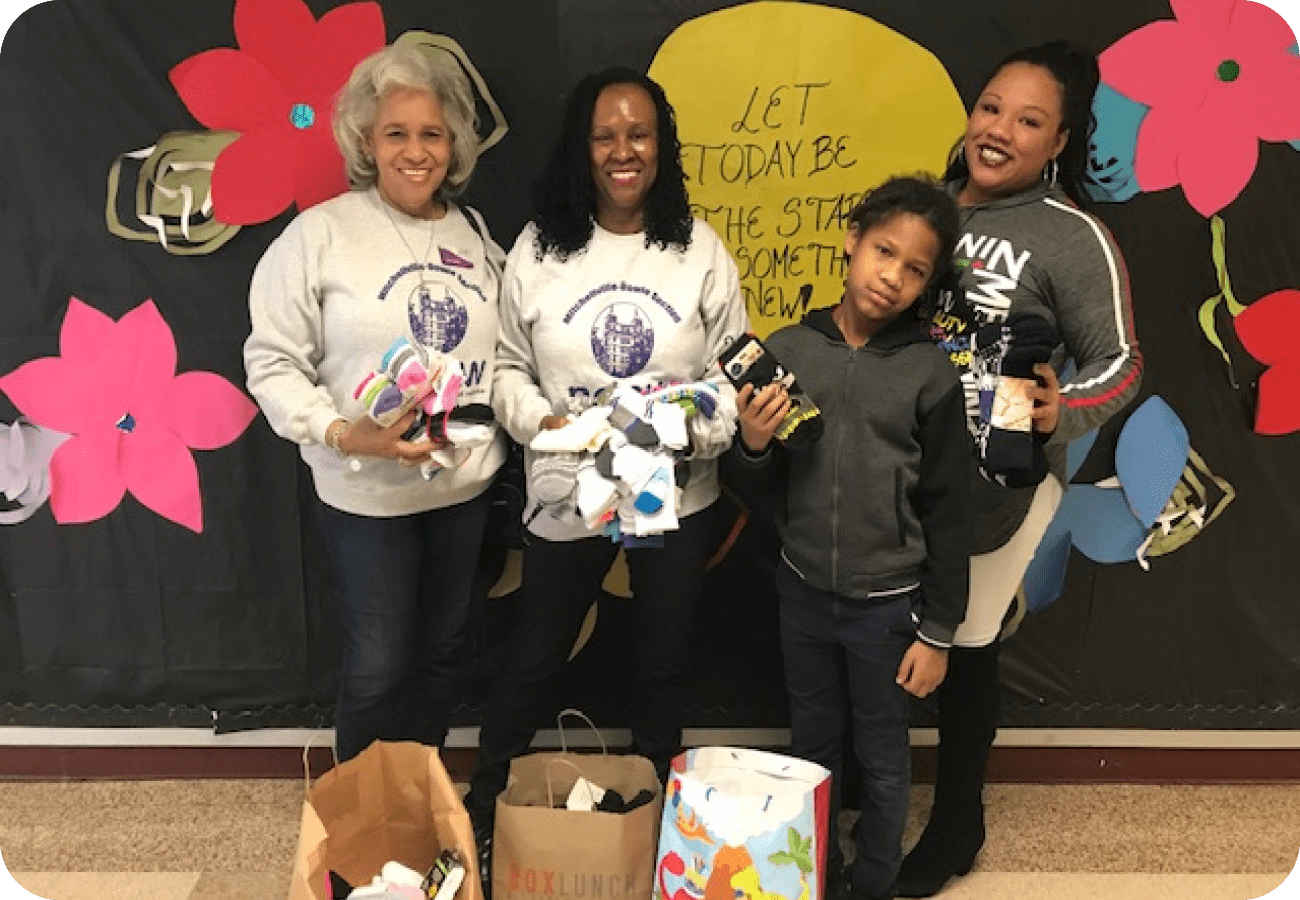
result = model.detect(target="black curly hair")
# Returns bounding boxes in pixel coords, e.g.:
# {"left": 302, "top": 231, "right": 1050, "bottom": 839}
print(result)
{"left": 944, "top": 40, "right": 1101, "bottom": 207}
{"left": 532, "top": 67, "right": 693, "bottom": 261}
{"left": 846, "top": 175, "right": 960, "bottom": 284}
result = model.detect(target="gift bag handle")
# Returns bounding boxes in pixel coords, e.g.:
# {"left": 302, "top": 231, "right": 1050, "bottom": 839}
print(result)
{"left": 557, "top": 708, "right": 608, "bottom": 754}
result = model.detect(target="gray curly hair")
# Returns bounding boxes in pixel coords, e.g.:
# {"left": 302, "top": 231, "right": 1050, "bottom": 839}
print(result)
{"left": 332, "top": 45, "right": 480, "bottom": 198}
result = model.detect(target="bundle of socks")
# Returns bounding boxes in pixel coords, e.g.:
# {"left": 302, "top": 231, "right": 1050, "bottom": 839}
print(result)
{"left": 563, "top": 774, "right": 657, "bottom": 813}
{"left": 353, "top": 337, "right": 441, "bottom": 428}
{"left": 354, "top": 337, "right": 496, "bottom": 480}
{"left": 718, "top": 333, "right": 823, "bottom": 447}
{"left": 527, "top": 381, "right": 723, "bottom": 539}
{"left": 335, "top": 851, "right": 466, "bottom": 900}
{"left": 968, "top": 312, "right": 1059, "bottom": 487}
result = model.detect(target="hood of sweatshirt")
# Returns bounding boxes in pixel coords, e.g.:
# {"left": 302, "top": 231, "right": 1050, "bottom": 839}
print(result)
{"left": 800, "top": 303, "right": 934, "bottom": 353}
{"left": 949, "top": 178, "right": 1074, "bottom": 220}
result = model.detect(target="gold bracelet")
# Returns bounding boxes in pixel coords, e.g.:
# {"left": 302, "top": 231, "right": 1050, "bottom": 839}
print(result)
{"left": 327, "top": 419, "right": 348, "bottom": 456}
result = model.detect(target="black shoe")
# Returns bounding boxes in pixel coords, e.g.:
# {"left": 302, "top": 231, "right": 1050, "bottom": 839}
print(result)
{"left": 894, "top": 821, "right": 983, "bottom": 898}
{"left": 846, "top": 878, "right": 898, "bottom": 900}
{"left": 826, "top": 864, "right": 851, "bottom": 900}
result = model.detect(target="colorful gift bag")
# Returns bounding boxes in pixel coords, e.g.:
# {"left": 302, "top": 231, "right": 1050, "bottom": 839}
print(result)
{"left": 655, "top": 747, "right": 831, "bottom": 900}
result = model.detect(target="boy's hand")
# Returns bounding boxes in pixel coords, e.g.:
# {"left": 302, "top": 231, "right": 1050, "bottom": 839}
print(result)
{"left": 737, "top": 382, "right": 790, "bottom": 454}
{"left": 896, "top": 640, "right": 948, "bottom": 698}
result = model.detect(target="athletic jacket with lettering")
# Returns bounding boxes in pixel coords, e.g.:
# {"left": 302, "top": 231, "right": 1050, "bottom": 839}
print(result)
{"left": 928, "top": 180, "right": 1142, "bottom": 552}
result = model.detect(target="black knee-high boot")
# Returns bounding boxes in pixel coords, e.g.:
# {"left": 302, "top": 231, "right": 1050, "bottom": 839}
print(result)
{"left": 896, "top": 642, "right": 1001, "bottom": 897}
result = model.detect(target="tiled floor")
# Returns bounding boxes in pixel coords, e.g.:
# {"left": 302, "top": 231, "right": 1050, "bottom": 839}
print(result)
{"left": 2, "top": 782, "right": 1298, "bottom": 900}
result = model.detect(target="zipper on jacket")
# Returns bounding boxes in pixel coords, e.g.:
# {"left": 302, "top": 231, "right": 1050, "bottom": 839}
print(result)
{"left": 831, "top": 349, "right": 856, "bottom": 592}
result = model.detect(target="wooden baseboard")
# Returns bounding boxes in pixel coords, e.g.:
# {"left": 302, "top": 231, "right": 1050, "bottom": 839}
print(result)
{"left": 2, "top": 745, "right": 1298, "bottom": 783}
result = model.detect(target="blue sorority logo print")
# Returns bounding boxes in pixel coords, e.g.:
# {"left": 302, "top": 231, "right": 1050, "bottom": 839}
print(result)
{"left": 592, "top": 302, "right": 655, "bottom": 377}
{"left": 409, "top": 283, "right": 469, "bottom": 353}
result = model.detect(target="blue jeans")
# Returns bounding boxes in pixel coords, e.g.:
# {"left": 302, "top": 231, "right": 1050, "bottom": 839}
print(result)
{"left": 777, "top": 561, "right": 918, "bottom": 899}
{"left": 317, "top": 491, "right": 491, "bottom": 761}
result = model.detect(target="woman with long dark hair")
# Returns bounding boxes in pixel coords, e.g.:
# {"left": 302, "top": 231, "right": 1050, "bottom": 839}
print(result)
{"left": 464, "top": 66, "right": 748, "bottom": 875}
{"left": 900, "top": 40, "right": 1143, "bottom": 896}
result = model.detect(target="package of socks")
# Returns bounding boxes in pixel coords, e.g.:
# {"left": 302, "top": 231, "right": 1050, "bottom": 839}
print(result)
{"left": 969, "top": 313, "right": 1058, "bottom": 487}
{"left": 719, "top": 334, "right": 824, "bottom": 446}
{"left": 655, "top": 748, "right": 831, "bottom": 900}
{"left": 288, "top": 740, "right": 482, "bottom": 900}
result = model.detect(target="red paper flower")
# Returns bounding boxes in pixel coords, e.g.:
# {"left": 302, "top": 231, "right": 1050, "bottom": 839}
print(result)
{"left": 1100, "top": 0, "right": 1300, "bottom": 216}
{"left": 1233, "top": 288, "right": 1300, "bottom": 435}
{"left": 169, "top": 0, "right": 385, "bottom": 225}
{"left": 0, "top": 299, "right": 258, "bottom": 532}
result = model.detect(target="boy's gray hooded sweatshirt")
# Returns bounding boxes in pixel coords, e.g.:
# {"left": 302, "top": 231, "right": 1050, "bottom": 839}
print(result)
{"left": 727, "top": 307, "right": 972, "bottom": 648}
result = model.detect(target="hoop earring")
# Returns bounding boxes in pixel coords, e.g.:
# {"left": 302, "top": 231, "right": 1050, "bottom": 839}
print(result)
{"left": 1044, "top": 157, "right": 1059, "bottom": 188}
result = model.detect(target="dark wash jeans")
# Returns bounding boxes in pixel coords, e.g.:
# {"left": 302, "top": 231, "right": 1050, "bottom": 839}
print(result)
{"left": 777, "top": 560, "right": 918, "bottom": 900}
{"left": 317, "top": 490, "right": 491, "bottom": 762}
{"left": 465, "top": 505, "right": 716, "bottom": 828}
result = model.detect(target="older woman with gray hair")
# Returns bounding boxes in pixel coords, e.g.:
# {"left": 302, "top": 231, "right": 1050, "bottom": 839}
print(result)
{"left": 244, "top": 45, "right": 506, "bottom": 761}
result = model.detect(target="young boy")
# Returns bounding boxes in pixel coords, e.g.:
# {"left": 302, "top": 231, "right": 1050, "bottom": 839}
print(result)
{"left": 727, "top": 176, "right": 972, "bottom": 900}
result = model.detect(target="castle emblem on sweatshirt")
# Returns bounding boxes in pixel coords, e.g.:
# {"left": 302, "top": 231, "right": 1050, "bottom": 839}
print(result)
{"left": 591, "top": 302, "right": 654, "bottom": 377}
{"left": 409, "top": 284, "right": 469, "bottom": 353}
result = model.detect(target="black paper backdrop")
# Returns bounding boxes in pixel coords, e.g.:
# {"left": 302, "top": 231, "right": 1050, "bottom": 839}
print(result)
{"left": 1, "top": 0, "right": 1297, "bottom": 731}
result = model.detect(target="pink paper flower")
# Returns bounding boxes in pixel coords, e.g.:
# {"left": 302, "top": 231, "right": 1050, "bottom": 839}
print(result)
{"left": 169, "top": 0, "right": 385, "bottom": 225}
{"left": 1100, "top": 0, "right": 1300, "bottom": 216}
{"left": 1233, "top": 288, "right": 1300, "bottom": 434}
{"left": 0, "top": 299, "right": 258, "bottom": 532}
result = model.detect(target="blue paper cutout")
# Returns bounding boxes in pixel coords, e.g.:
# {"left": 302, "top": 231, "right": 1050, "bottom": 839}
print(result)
{"left": 1114, "top": 397, "right": 1189, "bottom": 527}
{"left": 1021, "top": 396, "right": 1200, "bottom": 612}
{"left": 1085, "top": 82, "right": 1147, "bottom": 204}
{"left": 1065, "top": 484, "right": 1152, "bottom": 563}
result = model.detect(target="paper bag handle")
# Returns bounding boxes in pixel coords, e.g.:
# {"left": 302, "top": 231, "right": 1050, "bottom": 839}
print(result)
{"left": 299, "top": 731, "right": 339, "bottom": 796}
{"left": 557, "top": 708, "right": 607, "bottom": 754}
{"left": 543, "top": 756, "right": 587, "bottom": 808}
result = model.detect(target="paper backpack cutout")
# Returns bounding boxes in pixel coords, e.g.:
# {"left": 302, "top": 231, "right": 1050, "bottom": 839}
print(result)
{"left": 106, "top": 0, "right": 510, "bottom": 252}
{"left": 0, "top": 298, "right": 258, "bottom": 533}
{"left": 1098, "top": 0, "right": 1300, "bottom": 217}
{"left": 1018, "top": 397, "right": 1235, "bottom": 612}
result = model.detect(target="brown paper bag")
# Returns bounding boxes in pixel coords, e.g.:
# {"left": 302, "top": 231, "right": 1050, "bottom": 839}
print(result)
{"left": 493, "top": 751, "right": 663, "bottom": 900}
{"left": 288, "top": 740, "right": 482, "bottom": 900}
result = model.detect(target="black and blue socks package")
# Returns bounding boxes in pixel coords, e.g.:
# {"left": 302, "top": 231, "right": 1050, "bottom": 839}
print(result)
{"left": 719, "top": 333, "right": 824, "bottom": 447}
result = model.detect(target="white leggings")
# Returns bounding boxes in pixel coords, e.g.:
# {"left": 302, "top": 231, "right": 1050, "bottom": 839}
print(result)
{"left": 952, "top": 474, "right": 1064, "bottom": 649}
